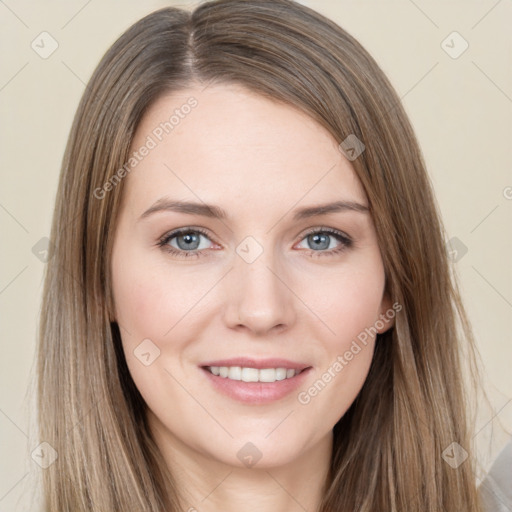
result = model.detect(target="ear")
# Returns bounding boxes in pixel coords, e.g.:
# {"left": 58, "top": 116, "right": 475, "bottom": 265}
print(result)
{"left": 376, "top": 290, "right": 397, "bottom": 334}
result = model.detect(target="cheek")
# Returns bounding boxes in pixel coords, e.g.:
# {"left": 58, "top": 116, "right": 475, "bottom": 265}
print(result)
{"left": 111, "top": 246, "right": 206, "bottom": 341}
{"left": 110, "top": 247, "right": 223, "bottom": 401}
{"left": 308, "top": 259, "right": 386, "bottom": 343}
{"left": 112, "top": 233, "right": 386, "bottom": 414}
{"left": 296, "top": 261, "right": 385, "bottom": 415}
{"left": 110, "top": 248, "right": 193, "bottom": 410}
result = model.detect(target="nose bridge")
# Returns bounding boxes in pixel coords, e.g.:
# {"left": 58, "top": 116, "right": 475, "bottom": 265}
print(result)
{"left": 223, "top": 235, "right": 295, "bottom": 334}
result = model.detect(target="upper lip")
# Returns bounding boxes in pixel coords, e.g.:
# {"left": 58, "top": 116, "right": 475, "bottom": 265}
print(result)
{"left": 200, "top": 357, "right": 312, "bottom": 371}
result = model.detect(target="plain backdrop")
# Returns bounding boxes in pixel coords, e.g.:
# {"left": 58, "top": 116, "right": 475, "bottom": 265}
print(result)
{"left": 1, "top": 1, "right": 511, "bottom": 510}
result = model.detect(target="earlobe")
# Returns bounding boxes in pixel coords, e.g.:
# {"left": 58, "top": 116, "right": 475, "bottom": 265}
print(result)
{"left": 377, "top": 314, "right": 394, "bottom": 334}
{"left": 376, "top": 293, "right": 396, "bottom": 334}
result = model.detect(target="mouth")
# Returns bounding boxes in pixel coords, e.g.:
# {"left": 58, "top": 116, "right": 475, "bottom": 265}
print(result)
{"left": 201, "top": 365, "right": 310, "bottom": 383}
{"left": 199, "top": 361, "right": 313, "bottom": 405}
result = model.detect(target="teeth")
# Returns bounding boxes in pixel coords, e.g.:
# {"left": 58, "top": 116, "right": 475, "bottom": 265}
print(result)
{"left": 208, "top": 366, "right": 299, "bottom": 383}
{"left": 228, "top": 366, "right": 242, "bottom": 380}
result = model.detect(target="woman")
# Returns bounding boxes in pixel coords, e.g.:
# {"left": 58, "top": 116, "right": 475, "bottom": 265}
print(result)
{"left": 35, "top": 0, "right": 484, "bottom": 510}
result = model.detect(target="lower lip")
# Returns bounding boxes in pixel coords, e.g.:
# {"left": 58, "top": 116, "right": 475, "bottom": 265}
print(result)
{"left": 200, "top": 367, "right": 312, "bottom": 405}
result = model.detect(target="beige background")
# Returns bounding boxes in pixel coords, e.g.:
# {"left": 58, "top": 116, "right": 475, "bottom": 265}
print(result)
{"left": 1, "top": 0, "right": 511, "bottom": 510}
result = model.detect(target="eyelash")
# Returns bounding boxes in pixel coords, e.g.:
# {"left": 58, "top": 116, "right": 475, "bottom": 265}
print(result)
{"left": 157, "top": 226, "right": 353, "bottom": 259}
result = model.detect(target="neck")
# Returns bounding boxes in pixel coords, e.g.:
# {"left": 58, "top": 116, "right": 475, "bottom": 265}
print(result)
{"left": 148, "top": 411, "right": 333, "bottom": 512}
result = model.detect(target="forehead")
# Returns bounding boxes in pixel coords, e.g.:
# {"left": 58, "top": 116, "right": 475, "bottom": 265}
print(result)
{"left": 124, "top": 83, "right": 366, "bottom": 211}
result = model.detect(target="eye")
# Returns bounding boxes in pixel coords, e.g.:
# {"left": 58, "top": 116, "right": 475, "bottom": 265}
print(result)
{"left": 157, "top": 226, "right": 353, "bottom": 259}
{"left": 295, "top": 227, "right": 353, "bottom": 257}
{"left": 157, "top": 227, "right": 216, "bottom": 259}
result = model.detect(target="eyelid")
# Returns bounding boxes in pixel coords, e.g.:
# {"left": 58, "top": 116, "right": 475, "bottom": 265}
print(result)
{"left": 158, "top": 227, "right": 351, "bottom": 245}
{"left": 157, "top": 225, "right": 353, "bottom": 258}
{"left": 298, "top": 225, "right": 351, "bottom": 241}
{"left": 158, "top": 226, "right": 217, "bottom": 248}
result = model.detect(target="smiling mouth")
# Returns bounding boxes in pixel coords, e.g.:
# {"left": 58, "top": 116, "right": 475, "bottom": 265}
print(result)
{"left": 202, "top": 365, "right": 310, "bottom": 383}
{"left": 200, "top": 364, "right": 313, "bottom": 404}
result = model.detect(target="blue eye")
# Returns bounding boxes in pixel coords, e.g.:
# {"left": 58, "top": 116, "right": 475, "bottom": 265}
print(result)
{"left": 158, "top": 227, "right": 213, "bottom": 258}
{"left": 296, "top": 228, "right": 353, "bottom": 257}
{"left": 157, "top": 226, "right": 353, "bottom": 259}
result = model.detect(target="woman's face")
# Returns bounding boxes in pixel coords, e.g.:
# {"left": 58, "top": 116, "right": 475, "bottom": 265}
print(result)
{"left": 111, "top": 83, "right": 393, "bottom": 469}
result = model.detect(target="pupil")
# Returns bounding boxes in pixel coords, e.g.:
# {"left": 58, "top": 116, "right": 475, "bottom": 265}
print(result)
{"left": 178, "top": 232, "right": 199, "bottom": 250}
{"left": 310, "top": 233, "right": 329, "bottom": 250}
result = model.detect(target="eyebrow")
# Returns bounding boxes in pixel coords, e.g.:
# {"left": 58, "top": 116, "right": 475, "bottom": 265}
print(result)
{"left": 139, "top": 198, "right": 369, "bottom": 222}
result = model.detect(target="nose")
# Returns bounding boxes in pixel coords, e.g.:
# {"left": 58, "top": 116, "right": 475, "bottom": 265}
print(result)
{"left": 222, "top": 245, "right": 296, "bottom": 336}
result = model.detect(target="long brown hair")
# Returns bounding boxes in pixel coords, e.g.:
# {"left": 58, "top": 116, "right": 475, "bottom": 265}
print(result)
{"left": 35, "top": 0, "right": 483, "bottom": 510}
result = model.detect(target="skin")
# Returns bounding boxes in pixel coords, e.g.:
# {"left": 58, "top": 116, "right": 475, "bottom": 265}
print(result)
{"left": 111, "top": 83, "right": 394, "bottom": 512}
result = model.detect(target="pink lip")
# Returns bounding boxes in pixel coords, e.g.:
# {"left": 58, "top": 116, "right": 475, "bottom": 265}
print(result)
{"left": 200, "top": 366, "right": 313, "bottom": 405}
{"left": 199, "top": 357, "right": 311, "bottom": 371}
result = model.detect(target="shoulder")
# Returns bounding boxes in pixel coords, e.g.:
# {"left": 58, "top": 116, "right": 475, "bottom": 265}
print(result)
{"left": 478, "top": 436, "right": 512, "bottom": 512}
